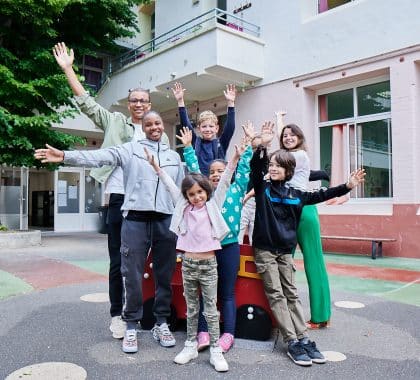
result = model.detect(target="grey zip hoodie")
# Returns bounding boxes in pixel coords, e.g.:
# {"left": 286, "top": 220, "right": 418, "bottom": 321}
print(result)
{"left": 64, "top": 139, "right": 184, "bottom": 214}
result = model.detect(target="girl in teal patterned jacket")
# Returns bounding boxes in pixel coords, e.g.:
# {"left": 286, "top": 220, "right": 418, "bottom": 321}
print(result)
{"left": 177, "top": 125, "right": 253, "bottom": 353}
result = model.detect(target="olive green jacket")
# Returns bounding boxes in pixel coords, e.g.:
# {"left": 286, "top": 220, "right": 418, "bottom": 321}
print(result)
{"left": 74, "top": 93, "right": 169, "bottom": 184}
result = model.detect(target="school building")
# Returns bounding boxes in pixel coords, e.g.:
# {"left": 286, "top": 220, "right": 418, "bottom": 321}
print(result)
{"left": 2, "top": 0, "right": 419, "bottom": 258}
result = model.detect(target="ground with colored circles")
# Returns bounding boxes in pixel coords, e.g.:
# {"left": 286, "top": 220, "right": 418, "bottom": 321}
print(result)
{"left": 0, "top": 232, "right": 419, "bottom": 379}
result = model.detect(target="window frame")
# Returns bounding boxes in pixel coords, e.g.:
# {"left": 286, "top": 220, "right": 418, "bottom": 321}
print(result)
{"left": 81, "top": 54, "right": 105, "bottom": 92}
{"left": 316, "top": 75, "right": 392, "bottom": 201}
{"left": 318, "top": 0, "right": 355, "bottom": 14}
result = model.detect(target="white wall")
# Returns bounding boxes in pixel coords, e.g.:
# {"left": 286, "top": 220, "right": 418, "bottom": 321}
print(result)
{"left": 155, "top": 0, "right": 216, "bottom": 36}
{"left": 227, "top": 48, "right": 420, "bottom": 209}
{"left": 248, "top": 0, "right": 420, "bottom": 84}
{"left": 152, "top": 0, "right": 420, "bottom": 85}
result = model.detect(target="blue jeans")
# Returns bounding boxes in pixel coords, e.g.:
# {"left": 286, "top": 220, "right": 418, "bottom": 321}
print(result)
{"left": 198, "top": 242, "right": 240, "bottom": 335}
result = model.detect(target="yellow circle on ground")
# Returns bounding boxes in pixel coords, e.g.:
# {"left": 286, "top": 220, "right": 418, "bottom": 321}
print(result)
{"left": 6, "top": 362, "right": 87, "bottom": 380}
{"left": 80, "top": 292, "right": 109, "bottom": 303}
{"left": 334, "top": 300, "right": 365, "bottom": 309}
{"left": 322, "top": 351, "right": 347, "bottom": 362}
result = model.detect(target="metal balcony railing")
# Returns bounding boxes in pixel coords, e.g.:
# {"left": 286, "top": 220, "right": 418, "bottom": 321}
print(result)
{"left": 106, "top": 8, "right": 260, "bottom": 78}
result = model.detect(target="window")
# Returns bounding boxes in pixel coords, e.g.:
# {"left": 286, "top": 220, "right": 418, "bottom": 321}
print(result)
{"left": 319, "top": 0, "right": 353, "bottom": 13}
{"left": 81, "top": 55, "right": 104, "bottom": 92}
{"left": 318, "top": 81, "right": 392, "bottom": 198}
{"left": 319, "top": 88, "right": 353, "bottom": 121}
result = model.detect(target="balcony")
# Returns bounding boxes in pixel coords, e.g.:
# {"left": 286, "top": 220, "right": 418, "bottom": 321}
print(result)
{"left": 96, "top": 8, "right": 264, "bottom": 112}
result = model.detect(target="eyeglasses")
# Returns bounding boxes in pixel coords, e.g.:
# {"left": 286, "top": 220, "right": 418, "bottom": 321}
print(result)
{"left": 128, "top": 99, "right": 151, "bottom": 105}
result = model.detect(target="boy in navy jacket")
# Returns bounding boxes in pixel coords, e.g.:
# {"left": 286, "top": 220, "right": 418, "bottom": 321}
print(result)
{"left": 172, "top": 82, "right": 236, "bottom": 176}
{"left": 251, "top": 144, "right": 365, "bottom": 366}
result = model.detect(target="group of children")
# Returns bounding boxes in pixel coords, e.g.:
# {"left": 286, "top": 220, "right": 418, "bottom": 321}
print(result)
{"left": 35, "top": 59, "right": 366, "bottom": 371}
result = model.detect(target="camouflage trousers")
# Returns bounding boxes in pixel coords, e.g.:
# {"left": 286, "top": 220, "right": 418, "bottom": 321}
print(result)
{"left": 182, "top": 256, "right": 219, "bottom": 345}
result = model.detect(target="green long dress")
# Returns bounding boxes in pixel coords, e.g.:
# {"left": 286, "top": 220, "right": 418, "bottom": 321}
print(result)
{"left": 297, "top": 204, "right": 331, "bottom": 323}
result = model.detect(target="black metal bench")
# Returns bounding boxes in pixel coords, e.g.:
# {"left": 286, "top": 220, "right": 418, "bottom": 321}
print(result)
{"left": 320, "top": 235, "right": 396, "bottom": 259}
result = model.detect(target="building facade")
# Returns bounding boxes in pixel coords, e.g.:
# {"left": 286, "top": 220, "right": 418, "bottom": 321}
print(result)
{"left": 11, "top": 0, "right": 419, "bottom": 256}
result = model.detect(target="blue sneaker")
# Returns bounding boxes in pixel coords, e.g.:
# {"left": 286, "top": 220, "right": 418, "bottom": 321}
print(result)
{"left": 301, "top": 340, "right": 326, "bottom": 364}
{"left": 287, "top": 341, "right": 312, "bottom": 366}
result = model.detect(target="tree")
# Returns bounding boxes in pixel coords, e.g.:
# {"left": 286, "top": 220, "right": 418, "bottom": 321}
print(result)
{"left": 0, "top": 0, "right": 144, "bottom": 168}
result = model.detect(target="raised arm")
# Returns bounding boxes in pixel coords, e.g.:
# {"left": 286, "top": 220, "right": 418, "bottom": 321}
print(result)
{"left": 303, "top": 169, "right": 366, "bottom": 205}
{"left": 233, "top": 121, "right": 255, "bottom": 193}
{"left": 171, "top": 82, "right": 185, "bottom": 107}
{"left": 219, "top": 84, "right": 237, "bottom": 152}
{"left": 260, "top": 121, "right": 275, "bottom": 147}
{"left": 177, "top": 127, "right": 201, "bottom": 174}
{"left": 173, "top": 82, "right": 196, "bottom": 143}
{"left": 213, "top": 142, "right": 246, "bottom": 208}
{"left": 223, "top": 84, "right": 236, "bottom": 108}
{"left": 233, "top": 143, "right": 252, "bottom": 195}
{"left": 274, "top": 110, "right": 287, "bottom": 139}
{"left": 53, "top": 42, "right": 86, "bottom": 97}
{"left": 53, "top": 42, "right": 117, "bottom": 131}
{"left": 35, "top": 143, "right": 130, "bottom": 168}
{"left": 144, "top": 147, "right": 181, "bottom": 202}
{"left": 34, "top": 144, "right": 65, "bottom": 163}
{"left": 250, "top": 145, "right": 268, "bottom": 192}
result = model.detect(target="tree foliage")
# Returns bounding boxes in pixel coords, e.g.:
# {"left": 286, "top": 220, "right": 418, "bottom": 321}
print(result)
{"left": 0, "top": 0, "right": 143, "bottom": 168}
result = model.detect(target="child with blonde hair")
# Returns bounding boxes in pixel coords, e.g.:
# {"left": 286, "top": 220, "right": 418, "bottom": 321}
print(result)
{"left": 172, "top": 82, "right": 236, "bottom": 176}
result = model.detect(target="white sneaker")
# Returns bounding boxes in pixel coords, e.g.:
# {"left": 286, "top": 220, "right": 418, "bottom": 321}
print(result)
{"left": 122, "top": 329, "right": 138, "bottom": 353}
{"left": 210, "top": 346, "right": 229, "bottom": 372}
{"left": 109, "top": 316, "right": 126, "bottom": 339}
{"left": 174, "top": 340, "right": 198, "bottom": 364}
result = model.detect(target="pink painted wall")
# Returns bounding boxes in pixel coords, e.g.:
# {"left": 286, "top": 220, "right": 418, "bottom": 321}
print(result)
{"left": 320, "top": 205, "right": 420, "bottom": 258}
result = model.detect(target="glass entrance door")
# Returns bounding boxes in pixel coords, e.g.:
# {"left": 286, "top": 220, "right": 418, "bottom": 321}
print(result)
{"left": 0, "top": 166, "right": 28, "bottom": 230}
{"left": 20, "top": 167, "right": 28, "bottom": 230}
{"left": 54, "top": 167, "right": 102, "bottom": 232}
{"left": 55, "top": 168, "right": 83, "bottom": 231}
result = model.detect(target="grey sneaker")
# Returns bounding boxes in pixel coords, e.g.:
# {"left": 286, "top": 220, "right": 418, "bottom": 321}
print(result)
{"left": 109, "top": 316, "right": 126, "bottom": 339}
{"left": 122, "top": 329, "right": 138, "bottom": 353}
{"left": 151, "top": 323, "right": 176, "bottom": 347}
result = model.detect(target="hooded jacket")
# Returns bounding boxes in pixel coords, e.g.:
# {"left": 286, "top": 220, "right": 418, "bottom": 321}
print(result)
{"left": 158, "top": 162, "right": 236, "bottom": 241}
{"left": 250, "top": 146, "right": 350, "bottom": 254}
{"left": 64, "top": 139, "right": 184, "bottom": 214}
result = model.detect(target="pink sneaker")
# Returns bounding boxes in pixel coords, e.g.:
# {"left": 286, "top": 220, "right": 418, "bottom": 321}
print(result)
{"left": 218, "top": 333, "right": 234, "bottom": 353}
{"left": 197, "top": 332, "right": 210, "bottom": 351}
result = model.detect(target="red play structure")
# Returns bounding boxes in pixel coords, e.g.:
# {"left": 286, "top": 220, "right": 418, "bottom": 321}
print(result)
{"left": 141, "top": 244, "right": 274, "bottom": 341}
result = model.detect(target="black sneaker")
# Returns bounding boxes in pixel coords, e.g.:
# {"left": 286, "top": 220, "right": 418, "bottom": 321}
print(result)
{"left": 287, "top": 341, "right": 312, "bottom": 366}
{"left": 301, "top": 340, "right": 326, "bottom": 364}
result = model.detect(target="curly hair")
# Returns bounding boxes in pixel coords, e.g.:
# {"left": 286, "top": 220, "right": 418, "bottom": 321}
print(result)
{"left": 197, "top": 110, "right": 218, "bottom": 127}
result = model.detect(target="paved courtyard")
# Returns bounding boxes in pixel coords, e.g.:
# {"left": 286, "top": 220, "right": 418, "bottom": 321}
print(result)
{"left": 0, "top": 232, "right": 419, "bottom": 379}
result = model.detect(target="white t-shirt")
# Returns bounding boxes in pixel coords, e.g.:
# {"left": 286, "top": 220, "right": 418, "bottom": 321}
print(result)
{"left": 287, "top": 150, "right": 310, "bottom": 191}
